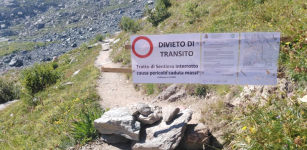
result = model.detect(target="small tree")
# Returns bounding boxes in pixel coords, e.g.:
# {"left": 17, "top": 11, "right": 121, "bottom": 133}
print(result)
{"left": 182, "top": 2, "right": 200, "bottom": 24}
{"left": 0, "top": 79, "right": 20, "bottom": 104}
{"left": 146, "top": 0, "right": 171, "bottom": 27}
{"left": 119, "top": 16, "right": 141, "bottom": 33}
{"left": 95, "top": 34, "right": 104, "bottom": 42}
{"left": 20, "top": 63, "right": 61, "bottom": 95}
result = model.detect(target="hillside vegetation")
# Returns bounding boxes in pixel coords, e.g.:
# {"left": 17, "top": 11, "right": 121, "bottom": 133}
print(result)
{"left": 111, "top": 0, "right": 307, "bottom": 149}
{"left": 0, "top": 42, "right": 103, "bottom": 149}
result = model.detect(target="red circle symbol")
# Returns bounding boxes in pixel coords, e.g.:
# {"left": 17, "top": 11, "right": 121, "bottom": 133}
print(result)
{"left": 132, "top": 36, "right": 153, "bottom": 58}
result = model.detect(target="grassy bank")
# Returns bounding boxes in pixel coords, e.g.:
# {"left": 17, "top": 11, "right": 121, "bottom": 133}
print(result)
{"left": 0, "top": 41, "right": 56, "bottom": 57}
{"left": 0, "top": 43, "right": 103, "bottom": 149}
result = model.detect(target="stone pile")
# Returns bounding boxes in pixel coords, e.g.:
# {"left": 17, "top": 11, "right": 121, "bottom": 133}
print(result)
{"left": 94, "top": 103, "right": 216, "bottom": 150}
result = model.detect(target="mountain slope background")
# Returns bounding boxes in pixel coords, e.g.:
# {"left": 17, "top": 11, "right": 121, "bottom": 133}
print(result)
{"left": 0, "top": 0, "right": 155, "bottom": 73}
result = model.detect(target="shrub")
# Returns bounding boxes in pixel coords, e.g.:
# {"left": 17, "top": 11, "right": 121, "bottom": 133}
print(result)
{"left": 182, "top": 2, "right": 200, "bottom": 24}
{"left": 20, "top": 63, "right": 61, "bottom": 95}
{"left": 95, "top": 34, "right": 104, "bottom": 42}
{"left": 52, "top": 62, "right": 59, "bottom": 69}
{"left": 185, "top": 84, "right": 207, "bottom": 97}
{"left": 145, "top": 0, "right": 171, "bottom": 27}
{"left": 119, "top": 16, "right": 141, "bottom": 33}
{"left": 145, "top": 83, "right": 155, "bottom": 95}
{"left": 0, "top": 79, "right": 20, "bottom": 104}
{"left": 72, "top": 103, "right": 104, "bottom": 144}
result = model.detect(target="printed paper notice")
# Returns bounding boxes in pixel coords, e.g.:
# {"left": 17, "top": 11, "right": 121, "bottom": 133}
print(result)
{"left": 238, "top": 32, "right": 280, "bottom": 85}
{"left": 131, "top": 34, "right": 201, "bottom": 83}
{"left": 201, "top": 33, "right": 240, "bottom": 85}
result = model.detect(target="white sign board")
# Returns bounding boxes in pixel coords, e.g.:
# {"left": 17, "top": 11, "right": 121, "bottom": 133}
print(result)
{"left": 130, "top": 32, "right": 280, "bottom": 85}
{"left": 201, "top": 33, "right": 240, "bottom": 85}
{"left": 131, "top": 34, "right": 201, "bottom": 83}
{"left": 238, "top": 32, "right": 280, "bottom": 85}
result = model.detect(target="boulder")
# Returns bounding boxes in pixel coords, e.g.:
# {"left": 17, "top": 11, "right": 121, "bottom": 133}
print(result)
{"left": 8, "top": 57, "right": 23, "bottom": 67}
{"left": 179, "top": 123, "right": 211, "bottom": 150}
{"left": 148, "top": 1, "right": 154, "bottom": 5}
{"left": 155, "top": 84, "right": 177, "bottom": 101}
{"left": 101, "top": 134, "right": 130, "bottom": 144}
{"left": 101, "top": 43, "right": 110, "bottom": 51}
{"left": 137, "top": 102, "right": 151, "bottom": 116}
{"left": 167, "top": 90, "right": 186, "bottom": 102}
{"left": 0, "top": 24, "right": 7, "bottom": 29}
{"left": 3, "top": 0, "right": 19, "bottom": 7}
{"left": 3, "top": 57, "right": 12, "bottom": 63}
{"left": 162, "top": 107, "right": 180, "bottom": 122}
{"left": 17, "top": 12, "right": 23, "bottom": 16}
{"left": 36, "top": 23, "right": 45, "bottom": 29}
{"left": 94, "top": 107, "right": 141, "bottom": 141}
{"left": 137, "top": 110, "right": 162, "bottom": 125}
{"left": 128, "top": 104, "right": 139, "bottom": 116}
{"left": 71, "top": 43, "right": 77, "bottom": 47}
{"left": 81, "top": 14, "right": 88, "bottom": 20}
{"left": 131, "top": 109, "right": 193, "bottom": 150}
{"left": 52, "top": 56, "right": 58, "bottom": 62}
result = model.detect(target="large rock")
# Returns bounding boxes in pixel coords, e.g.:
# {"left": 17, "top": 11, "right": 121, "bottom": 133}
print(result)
{"left": 179, "top": 123, "right": 211, "bottom": 150}
{"left": 155, "top": 84, "right": 177, "bottom": 101}
{"left": 3, "top": 0, "right": 19, "bottom": 7}
{"left": 137, "top": 102, "right": 151, "bottom": 116}
{"left": 0, "top": 24, "right": 7, "bottom": 29}
{"left": 94, "top": 107, "right": 141, "bottom": 141}
{"left": 8, "top": 57, "right": 23, "bottom": 67}
{"left": 166, "top": 90, "right": 186, "bottom": 102}
{"left": 137, "top": 110, "right": 162, "bottom": 125}
{"left": 131, "top": 109, "right": 193, "bottom": 150}
{"left": 162, "top": 107, "right": 180, "bottom": 122}
{"left": 101, "top": 134, "right": 130, "bottom": 144}
{"left": 36, "top": 23, "right": 45, "bottom": 29}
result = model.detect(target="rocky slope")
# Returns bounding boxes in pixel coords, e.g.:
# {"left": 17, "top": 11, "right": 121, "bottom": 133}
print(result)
{"left": 0, "top": 0, "right": 155, "bottom": 73}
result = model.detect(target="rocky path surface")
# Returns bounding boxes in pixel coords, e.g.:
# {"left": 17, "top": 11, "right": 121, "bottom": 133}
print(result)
{"left": 0, "top": 100, "right": 18, "bottom": 112}
{"left": 78, "top": 41, "right": 204, "bottom": 150}
{"left": 94, "top": 42, "right": 202, "bottom": 123}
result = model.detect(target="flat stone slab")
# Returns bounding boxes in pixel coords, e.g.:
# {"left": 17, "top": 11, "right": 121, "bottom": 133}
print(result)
{"left": 132, "top": 109, "right": 193, "bottom": 150}
{"left": 94, "top": 107, "right": 141, "bottom": 141}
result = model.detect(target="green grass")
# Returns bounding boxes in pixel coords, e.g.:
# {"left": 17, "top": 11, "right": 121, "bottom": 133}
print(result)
{"left": 0, "top": 41, "right": 55, "bottom": 57}
{"left": 0, "top": 44, "right": 103, "bottom": 149}
{"left": 228, "top": 88, "right": 307, "bottom": 149}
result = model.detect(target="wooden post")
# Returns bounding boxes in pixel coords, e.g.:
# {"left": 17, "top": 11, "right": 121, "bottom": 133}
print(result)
{"left": 101, "top": 67, "right": 132, "bottom": 73}
{"left": 125, "top": 36, "right": 294, "bottom": 50}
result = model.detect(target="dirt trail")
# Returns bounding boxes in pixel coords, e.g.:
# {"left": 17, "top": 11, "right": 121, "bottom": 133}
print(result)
{"left": 94, "top": 44, "right": 202, "bottom": 123}
{"left": 79, "top": 42, "right": 204, "bottom": 150}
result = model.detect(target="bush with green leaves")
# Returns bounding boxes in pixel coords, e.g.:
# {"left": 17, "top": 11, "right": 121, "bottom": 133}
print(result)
{"left": 20, "top": 62, "right": 61, "bottom": 95}
{"left": 95, "top": 34, "right": 104, "bottom": 42}
{"left": 145, "top": 0, "right": 171, "bottom": 27}
{"left": 182, "top": 2, "right": 200, "bottom": 24}
{"left": 119, "top": 16, "right": 141, "bottom": 33}
{"left": 72, "top": 103, "right": 104, "bottom": 144}
{"left": 0, "top": 79, "right": 20, "bottom": 104}
{"left": 185, "top": 84, "right": 207, "bottom": 97}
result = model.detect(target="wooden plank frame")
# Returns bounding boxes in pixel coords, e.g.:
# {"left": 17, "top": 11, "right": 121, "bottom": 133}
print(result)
{"left": 101, "top": 67, "right": 132, "bottom": 73}
{"left": 101, "top": 67, "right": 286, "bottom": 78}
{"left": 125, "top": 37, "right": 294, "bottom": 50}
